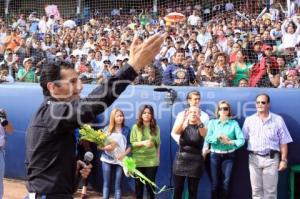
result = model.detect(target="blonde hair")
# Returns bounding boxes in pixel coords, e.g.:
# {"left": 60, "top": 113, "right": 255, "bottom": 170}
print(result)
{"left": 215, "top": 100, "right": 233, "bottom": 118}
{"left": 108, "top": 108, "right": 125, "bottom": 135}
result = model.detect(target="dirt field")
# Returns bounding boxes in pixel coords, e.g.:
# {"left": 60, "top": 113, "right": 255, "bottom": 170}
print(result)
{"left": 3, "top": 178, "right": 134, "bottom": 199}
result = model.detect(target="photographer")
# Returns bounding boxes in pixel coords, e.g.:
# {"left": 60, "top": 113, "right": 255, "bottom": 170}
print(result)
{"left": 0, "top": 108, "right": 13, "bottom": 199}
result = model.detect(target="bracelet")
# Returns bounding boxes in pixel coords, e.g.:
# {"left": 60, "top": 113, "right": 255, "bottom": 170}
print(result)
{"left": 198, "top": 123, "right": 204, "bottom": 129}
{"left": 281, "top": 159, "right": 288, "bottom": 164}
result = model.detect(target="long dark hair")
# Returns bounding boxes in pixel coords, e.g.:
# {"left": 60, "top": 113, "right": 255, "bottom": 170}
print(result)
{"left": 136, "top": 105, "right": 157, "bottom": 136}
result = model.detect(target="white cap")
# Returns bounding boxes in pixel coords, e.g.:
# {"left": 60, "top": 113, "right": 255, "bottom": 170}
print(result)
{"left": 116, "top": 54, "right": 129, "bottom": 61}
{"left": 56, "top": 52, "right": 63, "bottom": 57}
{"left": 23, "top": 57, "right": 33, "bottom": 65}
{"left": 234, "top": 29, "right": 241, "bottom": 34}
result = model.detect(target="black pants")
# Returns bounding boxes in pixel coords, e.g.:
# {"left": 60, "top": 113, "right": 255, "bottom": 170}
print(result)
{"left": 135, "top": 166, "right": 158, "bottom": 199}
{"left": 173, "top": 175, "right": 200, "bottom": 199}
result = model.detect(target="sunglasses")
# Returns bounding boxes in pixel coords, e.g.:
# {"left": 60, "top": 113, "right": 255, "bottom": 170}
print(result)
{"left": 219, "top": 107, "right": 229, "bottom": 111}
{"left": 205, "top": 66, "right": 214, "bottom": 69}
{"left": 256, "top": 101, "right": 267, "bottom": 105}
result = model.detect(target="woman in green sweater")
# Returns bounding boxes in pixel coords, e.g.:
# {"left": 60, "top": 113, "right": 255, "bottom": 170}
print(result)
{"left": 130, "top": 105, "right": 160, "bottom": 199}
{"left": 205, "top": 100, "right": 245, "bottom": 199}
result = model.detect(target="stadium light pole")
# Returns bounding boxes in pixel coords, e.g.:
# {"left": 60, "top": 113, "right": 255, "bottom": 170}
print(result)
{"left": 5, "top": 0, "right": 10, "bottom": 21}
{"left": 287, "top": 0, "right": 291, "bottom": 17}
{"left": 76, "top": 0, "right": 81, "bottom": 16}
{"left": 153, "top": 0, "right": 158, "bottom": 16}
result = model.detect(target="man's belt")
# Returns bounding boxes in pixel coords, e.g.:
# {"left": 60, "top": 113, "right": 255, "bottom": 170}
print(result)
{"left": 249, "top": 150, "right": 279, "bottom": 157}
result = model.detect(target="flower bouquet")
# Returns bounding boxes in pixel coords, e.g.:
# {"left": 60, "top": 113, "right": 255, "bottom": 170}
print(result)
{"left": 79, "top": 124, "right": 167, "bottom": 194}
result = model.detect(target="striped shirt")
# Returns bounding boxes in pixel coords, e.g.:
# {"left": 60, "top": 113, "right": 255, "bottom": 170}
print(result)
{"left": 242, "top": 112, "right": 293, "bottom": 155}
{"left": 0, "top": 124, "right": 5, "bottom": 147}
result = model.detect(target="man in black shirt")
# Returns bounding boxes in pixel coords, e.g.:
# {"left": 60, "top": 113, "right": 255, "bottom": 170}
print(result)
{"left": 25, "top": 34, "right": 165, "bottom": 199}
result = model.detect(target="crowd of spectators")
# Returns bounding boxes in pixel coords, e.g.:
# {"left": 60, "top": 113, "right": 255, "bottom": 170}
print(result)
{"left": 0, "top": 1, "right": 300, "bottom": 88}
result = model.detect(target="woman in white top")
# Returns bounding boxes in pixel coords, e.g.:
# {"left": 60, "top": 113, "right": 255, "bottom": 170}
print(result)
{"left": 99, "top": 108, "right": 131, "bottom": 199}
{"left": 281, "top": 18, "right": 300, "bottom": 49}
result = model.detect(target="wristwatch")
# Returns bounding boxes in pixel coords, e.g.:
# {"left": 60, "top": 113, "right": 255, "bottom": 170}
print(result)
{"left": 198, "top": 123, "right": 204, "bottom": 129}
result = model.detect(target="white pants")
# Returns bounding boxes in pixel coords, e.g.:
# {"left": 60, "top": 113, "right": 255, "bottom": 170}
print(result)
{"left": 249, "top": 153, "right": 279, "bottom": 199}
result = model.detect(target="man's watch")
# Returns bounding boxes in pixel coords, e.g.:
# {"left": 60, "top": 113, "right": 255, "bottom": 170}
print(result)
{"left": 198, "top": 123, "right": 204, "bottom": 129}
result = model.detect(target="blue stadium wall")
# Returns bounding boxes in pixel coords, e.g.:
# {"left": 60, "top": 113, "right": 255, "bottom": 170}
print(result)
{"left": 1, "top": 83, "right": 299, "bottom": 199}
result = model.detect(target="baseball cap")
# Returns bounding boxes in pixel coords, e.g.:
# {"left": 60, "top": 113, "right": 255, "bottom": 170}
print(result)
{"left": 56, "top": 52, "right": 63, "bottom": 57}
{"left": 23, "top": 57, "right": 33, "bottom": 65}
{"left": 103, "top": 60, "right": 111, "bottom": 64}
{"left": 234, "top": 29, "right": 241, "bottom": 34}
{"left": 262, "top": 45, "right": 272, "bottom": 51}
{"left": 286, "top": 69, "right": 298, "bottom": 76}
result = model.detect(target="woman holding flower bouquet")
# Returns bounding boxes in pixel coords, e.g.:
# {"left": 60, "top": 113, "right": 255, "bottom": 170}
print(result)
{"left": 130, "top": 105, "right": 160, "bottom": 199}
{"left": 99, "top": 108, "right": 131, "bottom": 199}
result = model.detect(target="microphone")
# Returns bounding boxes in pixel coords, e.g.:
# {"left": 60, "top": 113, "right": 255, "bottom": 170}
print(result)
{"left": 153, "top": 87, "right": 171, "bottom": 92}
{"left": 154, "top": 87, "right": 177, "bottom": 105}
{"left": 84, "top": 151, "right": 94, "bottom": 165}
{"left": 81, "top": 152, "right": 94, "bottom": 199}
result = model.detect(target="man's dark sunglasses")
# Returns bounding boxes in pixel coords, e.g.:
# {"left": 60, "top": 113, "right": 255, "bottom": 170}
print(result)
{"left": 256, "top": 101, "right": 267, "bottom": 105}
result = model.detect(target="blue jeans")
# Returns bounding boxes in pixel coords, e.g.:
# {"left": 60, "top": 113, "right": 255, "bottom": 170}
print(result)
{"left": 210, "top": 152, "right": 235, "bottom": 199}
{"left": 0, "top": 150, "right": 4, "bottom": 199}
{"left": 102, "top": 161, "right": 123, "bottom": 199}
{"left": 24, "top": 195, "right": 47, "bottom": 199}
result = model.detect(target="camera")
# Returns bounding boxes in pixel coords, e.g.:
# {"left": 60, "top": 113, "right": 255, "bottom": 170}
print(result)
{"left": 0, "top": 109, "right": 8, "bottom": 126}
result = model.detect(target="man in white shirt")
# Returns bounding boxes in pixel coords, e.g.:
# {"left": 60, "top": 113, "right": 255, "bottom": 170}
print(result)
{"left": 171, "top": 90, "right": 210, "bottom": 145}
{"left": 102, "top": 48, "right": 116, "bottom": 64}
{"left": 90, "top": 51, "right": 104, "bottom": 78}
{"left": 225, "top": 1, "right": 234, "bottom": 11}
{"left": 159, "top": 36, "right": 176, "bottom": 62}
{"left": 197, "top": 26, "right": 212, "bottom": 47}
{"left": 38, "top": 16, "right": 48, "bottom": 34}
{"left": 46, "top": 15, "right": 55, "bottom": 33}
{"left": 188, "top": 10, "right": 201, "bottom": 27}
{"left": 72, "top": 42, "right": 85, "bottom": 57}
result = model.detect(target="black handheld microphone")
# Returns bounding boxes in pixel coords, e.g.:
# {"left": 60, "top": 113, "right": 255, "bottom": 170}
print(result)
{"left": 153, "top": 87, "right": 171, "bottom": 92}
{"left": 81, "top": 152, "right": 94, "bottom": 199}
{"left": 154, "top": 87, "right": 177, "bottom": 105}
{"left": 83, "top": 151, "right": 94, "bottom": 165}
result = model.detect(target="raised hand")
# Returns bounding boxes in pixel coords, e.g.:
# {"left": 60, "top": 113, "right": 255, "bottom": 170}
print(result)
{"left": 128, "top": 33, "right": 166, "bottom": 73}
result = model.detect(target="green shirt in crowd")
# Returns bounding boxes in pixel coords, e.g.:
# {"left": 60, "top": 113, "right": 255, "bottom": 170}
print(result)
{"left": 17, "top": 68, "right": 35, "bottom": 83}
{"left": 130, "top": 124, "right": 160, "bottom": 167}
{"left": 205, "top": 119, "right": 245, "bottom": 151}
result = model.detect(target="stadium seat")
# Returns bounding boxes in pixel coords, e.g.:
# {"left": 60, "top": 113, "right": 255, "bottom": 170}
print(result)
{"left": 290, "top": 164, "right": 300, "bottom": 199}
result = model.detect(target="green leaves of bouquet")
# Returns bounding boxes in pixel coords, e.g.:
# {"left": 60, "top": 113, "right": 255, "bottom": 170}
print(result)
{"left": 79, "top": 124, "right": 107, "bottom": 147}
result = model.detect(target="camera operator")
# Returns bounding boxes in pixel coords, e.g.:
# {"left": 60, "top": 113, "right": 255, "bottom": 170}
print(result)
{"left": 0, "top": 108, "right": 13, "bottom": 199}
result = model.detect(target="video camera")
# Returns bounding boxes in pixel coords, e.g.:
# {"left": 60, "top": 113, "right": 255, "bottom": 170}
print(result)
{"left": 0, "top": 109, "right": 8, "bottom": 126}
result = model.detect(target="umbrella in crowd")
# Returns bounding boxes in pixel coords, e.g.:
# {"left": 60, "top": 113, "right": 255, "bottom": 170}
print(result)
{"left": 164, "top": 12, "right": 186, "bottom": 23}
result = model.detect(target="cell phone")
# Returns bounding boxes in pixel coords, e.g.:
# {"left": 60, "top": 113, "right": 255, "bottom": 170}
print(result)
{"left": 270, "top": 150, "right": 275, "bottom": 159}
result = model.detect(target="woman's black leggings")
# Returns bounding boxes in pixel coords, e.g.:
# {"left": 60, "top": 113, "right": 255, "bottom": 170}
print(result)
{"left": 135, "top": 167, "right": 158, "bottom": 199}
{"left": 173, "top": 175, "right": 200, "bottom": 199}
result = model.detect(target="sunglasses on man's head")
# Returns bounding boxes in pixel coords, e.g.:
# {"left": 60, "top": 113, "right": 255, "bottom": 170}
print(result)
{"left": 256, "top": 101, "right": 267, "bottom": 105}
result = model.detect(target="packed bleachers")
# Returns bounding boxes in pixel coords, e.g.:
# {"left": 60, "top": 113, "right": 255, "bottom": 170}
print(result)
{"left": 0, "top": 0, "right": 299, "bottom": 88}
